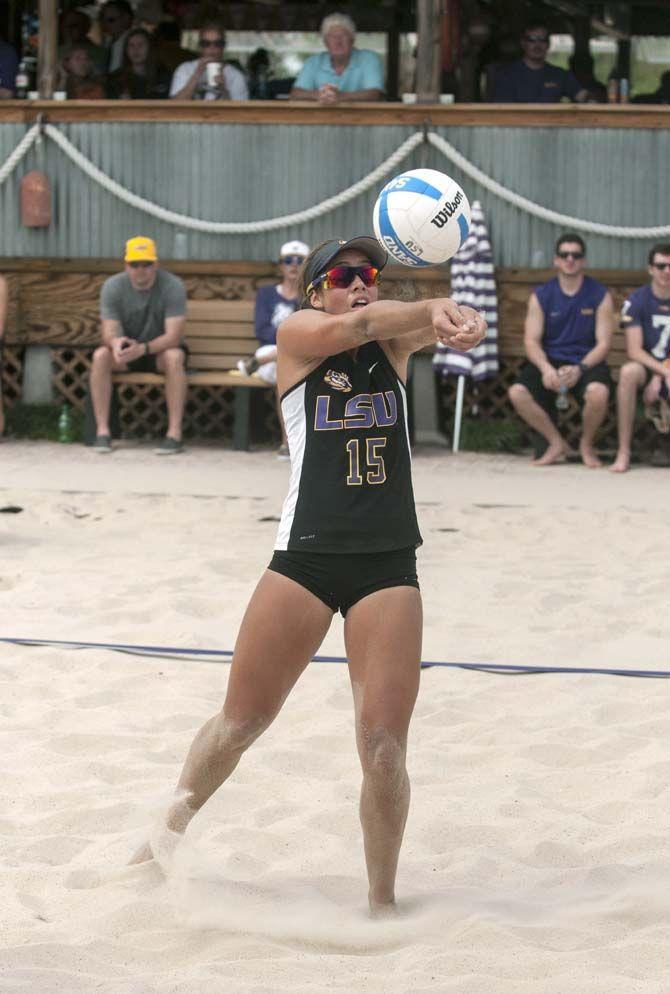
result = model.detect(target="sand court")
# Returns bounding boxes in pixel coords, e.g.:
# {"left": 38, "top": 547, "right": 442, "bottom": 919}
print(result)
{"left": 2, "top": 441, "right": 670, "bottom": 993}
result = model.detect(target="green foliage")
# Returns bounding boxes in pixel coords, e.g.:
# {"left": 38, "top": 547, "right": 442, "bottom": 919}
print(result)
{"left": 454, "top": 416, "right": 524, "bottom": 454}
{"left": 5, "top": 403, "right": 85, "bottom": 443}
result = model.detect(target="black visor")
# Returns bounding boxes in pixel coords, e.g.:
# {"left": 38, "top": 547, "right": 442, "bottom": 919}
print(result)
{"left": 302, "top": 236, "right": 388, "bottom": 307}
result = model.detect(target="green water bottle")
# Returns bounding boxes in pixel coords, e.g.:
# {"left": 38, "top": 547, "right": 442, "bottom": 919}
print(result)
{"left": 58, "top": 402, "right": 73, "bottom": 443}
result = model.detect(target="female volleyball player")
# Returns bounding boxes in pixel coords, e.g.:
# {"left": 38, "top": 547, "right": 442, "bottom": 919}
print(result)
{"left": 133, "top": 237, "right": 486, "bottom": 913}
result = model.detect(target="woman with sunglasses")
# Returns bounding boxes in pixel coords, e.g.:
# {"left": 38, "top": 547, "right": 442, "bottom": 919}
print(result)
{"left": 132, "top": 236, "right": 485, "bottom": 913}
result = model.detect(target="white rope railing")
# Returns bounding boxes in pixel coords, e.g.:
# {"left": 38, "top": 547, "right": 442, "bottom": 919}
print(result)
{"left": 426, "top": 131, "right": 670, "bottom": 239}
{"left": 0, "top": 122, "right": 668, "bottom": 239}
{"left": 45, "top": 124, "right": 423, "bottom": 233}
{"left": 0, "top": 123, "right": 40, "bottom": 186}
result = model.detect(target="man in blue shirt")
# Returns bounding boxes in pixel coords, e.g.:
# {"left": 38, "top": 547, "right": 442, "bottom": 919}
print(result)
{"left": 508, "top": 233, "right": 614, "bottom": 467}
{"left": 492, "top": 23, "right": 588, "bottom": 104}
{"left": 611, "top": 243, "right": 670, "bottom": 473}
{"left": 0, "top": 35, "right": 19, "bottom": 99}
{"left": 291, "top": 13, "right": 383, "bottom": 104}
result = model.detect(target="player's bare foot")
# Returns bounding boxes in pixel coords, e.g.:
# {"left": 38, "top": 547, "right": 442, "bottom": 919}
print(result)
{"left": 610, "top": 451, "right": 631, "bottom": 473}
{"left": 369, "top": 896, "right": 399, "bottom": 919}
{"left": 532, "top": 440, "right": 568, "bottom": 466}
{"left": 579, "top": 443, "right": 603, "bottom": 468}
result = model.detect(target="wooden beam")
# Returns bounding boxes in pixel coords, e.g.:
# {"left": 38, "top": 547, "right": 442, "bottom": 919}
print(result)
{"left": 37, "top": 0, "right": 57, "bottom": 99}
{"left": 0, "top": 101, "right": 668, "bottom": 129}
{"left": 415, "top": 0, "right": 442, "bottom": 103}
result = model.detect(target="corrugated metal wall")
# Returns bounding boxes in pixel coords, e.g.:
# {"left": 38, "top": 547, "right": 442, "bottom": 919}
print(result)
{"left": 0, "top": 121, "right": 667, "bottom": 267}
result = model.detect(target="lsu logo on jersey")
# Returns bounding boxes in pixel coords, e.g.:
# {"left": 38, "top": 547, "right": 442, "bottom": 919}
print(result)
{"left": 580, "top": 308, "right": 594, "bottom": 316}
{"left": 315, "top": 391, "right": 398, "bottom": 431}
{"left": 324, "top": 369, "right": 352, "bottom": 392}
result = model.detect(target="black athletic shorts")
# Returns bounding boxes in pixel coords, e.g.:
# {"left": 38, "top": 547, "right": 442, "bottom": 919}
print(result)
{"left": 517, "top": 359, "right": 612, "bottom": 414}
{"left": 126, "top": 344, "right": 189, "bottom": 374}
{"left": 268, "top": 546, "right": 420, "bottom": 617}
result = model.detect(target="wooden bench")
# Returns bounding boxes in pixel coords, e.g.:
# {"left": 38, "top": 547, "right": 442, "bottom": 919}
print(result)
{"left": 112, "top": 299, "right": 273, "bottom": 450}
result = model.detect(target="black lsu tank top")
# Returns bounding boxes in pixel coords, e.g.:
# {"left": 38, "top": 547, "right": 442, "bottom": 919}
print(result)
{"left": 275, "top": 341, "right": 422, "bottom": 554}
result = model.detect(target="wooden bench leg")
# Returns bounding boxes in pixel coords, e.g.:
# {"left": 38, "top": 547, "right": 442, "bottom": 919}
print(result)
{"left": 233, "top": 388, "right": 251, "bottom": 451}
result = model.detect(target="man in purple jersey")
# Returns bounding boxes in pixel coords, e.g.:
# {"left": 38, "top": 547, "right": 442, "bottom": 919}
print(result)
{"left": 508, "top": 233, "right": 614, "bottom": 467}
{"left": 611, "top": 243, "right": 670, "bottom": 473}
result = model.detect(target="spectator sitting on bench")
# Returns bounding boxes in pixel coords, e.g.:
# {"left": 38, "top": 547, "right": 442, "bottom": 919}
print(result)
{"left": 611, "top": 243, "right": 670, "bottom": 473}
{"left": 508, "top": 233, "right": 614, "bottom": 467}
{"left": 89, "top": 236, "right": 187, "bottom": 455}
{"left": 237, "top": 239, "right": 309, "bottom": 458}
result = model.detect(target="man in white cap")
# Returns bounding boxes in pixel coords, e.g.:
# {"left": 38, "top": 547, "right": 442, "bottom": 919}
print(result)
{"left": 237, "top": 239, "right": 309, "bottom": 457}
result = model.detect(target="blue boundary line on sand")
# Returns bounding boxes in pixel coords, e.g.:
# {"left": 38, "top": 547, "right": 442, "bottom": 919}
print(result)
{"left": 1, "top": 637, "right": 669, "bottom": 679}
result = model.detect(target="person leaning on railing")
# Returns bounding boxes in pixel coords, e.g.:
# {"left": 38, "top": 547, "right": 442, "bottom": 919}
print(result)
{"left": 0, "top": 31, "right": 18, "bottom": 99}
{"left": 58, "top": 7, "right": 107, "bottom": 75}
{"left": 490, "top": 22, "right": 588, "bottom": 104}
{"left": 169, "top": 22, "right": 248, "bottom": 100}
{"left": 58, "top": 45, "right": 106, "bottom": 100}
{"left": 100, "top": 0, "right": 134, "bottom": 73}
{"left": 105, "top": 28, "right": 171, "bottom": 99}
{"left": 290, "top": 12, "right": 383, "bottom": 104}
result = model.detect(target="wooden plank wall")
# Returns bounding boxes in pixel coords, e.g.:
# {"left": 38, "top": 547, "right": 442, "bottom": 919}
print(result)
{"left": 1, "top": 259, "right": 648, "bottom": 355}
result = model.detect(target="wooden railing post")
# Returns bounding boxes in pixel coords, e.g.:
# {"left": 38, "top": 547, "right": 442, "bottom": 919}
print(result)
{"left": 37, "top": 0, "right": 58, "bottom": 99}
{"left": 415, "top": 0, "right": 442, "bottom": 103}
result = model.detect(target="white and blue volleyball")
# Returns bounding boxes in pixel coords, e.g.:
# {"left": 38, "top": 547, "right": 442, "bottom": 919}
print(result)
{"left": 373, "top": 168, "right": 471, "bottom": 267}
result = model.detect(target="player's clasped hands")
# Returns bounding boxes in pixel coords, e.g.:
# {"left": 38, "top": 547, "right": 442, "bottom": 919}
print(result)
{"left": 432, "top": 299, "right": 487, "bottom": 352}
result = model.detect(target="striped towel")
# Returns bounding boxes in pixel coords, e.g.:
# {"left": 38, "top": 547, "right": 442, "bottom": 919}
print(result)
{"left": 432, "top": 200, "right": 499, "bottom": 381}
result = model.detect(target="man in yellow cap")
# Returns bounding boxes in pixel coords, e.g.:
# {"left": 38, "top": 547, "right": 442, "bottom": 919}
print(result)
{"left": 89, "top": 236, "right": 187, "bottom": 454}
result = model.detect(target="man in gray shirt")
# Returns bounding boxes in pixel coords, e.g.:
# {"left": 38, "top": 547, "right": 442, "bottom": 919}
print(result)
{"left": 90, "top": 236, "right": 187, "bottom": 454}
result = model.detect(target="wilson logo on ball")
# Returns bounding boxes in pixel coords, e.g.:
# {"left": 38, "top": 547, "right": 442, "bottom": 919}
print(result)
{"left": 430, "top": 190, "right": 465, "bottom": 229}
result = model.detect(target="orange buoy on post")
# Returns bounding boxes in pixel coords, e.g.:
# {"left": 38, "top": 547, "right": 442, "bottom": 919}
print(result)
{"left": 20, "top": 170, "right": 52, "bottom": 227}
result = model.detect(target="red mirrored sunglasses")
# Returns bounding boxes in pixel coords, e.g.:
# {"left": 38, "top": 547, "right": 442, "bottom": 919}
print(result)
{"left": 307, "top": 264, "right": 380, "bottom": 294}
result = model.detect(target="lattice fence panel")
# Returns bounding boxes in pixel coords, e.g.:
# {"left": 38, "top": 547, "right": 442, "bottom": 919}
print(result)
{"left": 185, "top": 386, "right": 234, "bottom": 439}
{"left": 1, "top": 346, "right": 23, "bottom": 408}
{"left": 51, "top": 348, "right": 92, "bottom": 410}
{"left": 262, "top": 395, "right": 281, "bottom": 441}
{"left": 116, "top": 382, "right": 168, "bottom": 438}
{"left": 34, "top": 348, "right": 669, "bottom": 458}
{"left": 435, "top": 360, "right": 664, "bottom": 457}
{"left": 47, "top": 349, "right": 282, "bottom": 442}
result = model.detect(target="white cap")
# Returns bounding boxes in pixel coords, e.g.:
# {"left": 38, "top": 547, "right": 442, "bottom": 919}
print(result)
{"left": 280, "top": 240, "right": 309, "bottom": 259}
